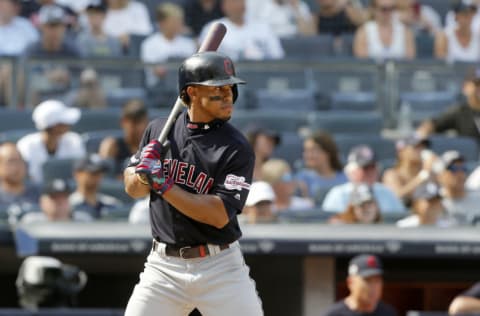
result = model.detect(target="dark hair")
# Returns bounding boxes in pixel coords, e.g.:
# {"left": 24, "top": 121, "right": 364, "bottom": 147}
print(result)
{"left": 306, "top": 130, "right": 343, "bottom": 171}
{"left": 121, "top": 99, "right": 147, "bottom": 121}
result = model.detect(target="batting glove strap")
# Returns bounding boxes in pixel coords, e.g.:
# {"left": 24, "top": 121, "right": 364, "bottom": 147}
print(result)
{"left": 151, "top": 176, "right": 174, "bottom": 195}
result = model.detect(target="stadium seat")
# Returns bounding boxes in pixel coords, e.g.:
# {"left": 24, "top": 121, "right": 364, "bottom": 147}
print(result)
{"left": 307, "top": 111, "right": 383, "bottom": 135}
{"left": 333, "top": 134, "right": 397, "bottom": 163}
{"left": 0, "top": 109, "right": 34, "bottom": 132}
{"left": 272, "top": 132, "right": 304, "bottom": 168}
{"left": 42, "top": 158, "right": 75, "bottom": 182}
{"left": 99, "top": 179, "right": 134, "bottom": 205}
{"left": 429, "top": 135, "right": 479, "bottom": 162}
{"left": 72, "top": 109, "right": 121, "bottom": 133}
{"left": 236, "top": 68, "right": 309, "bottom": 91}
{"left": 127, "top": 34, "right": 148, "bottom": 58}
{"left": 229, "top": 110, "right": 310, "bottom": 133}
{"left": 415, "top": 31, "right": 434, "bottom": 59}
{"left": 399, "top": 90, "right": 458, "bottom": 124}
{"left": 252, "top": 89, "right": 318, "bottom": 111}
{"left": 81, "top": 129, "right": 123, "bottom": 154}
{"left": 0, "top": 129, "right": 36, "bottom": 144}
{"left": 280, "top": 35, "right": 334, "bottom": 59}
{"left": 330, "top": 91, "right": 376, "bottom": 111}
{"left": 106, "top": 87, "right": 147, "bottom": 108}
{"left": 312, "top": 67, "right": 378, "bottom": 97}
{"left": 276, "top": 208, "right": 332, "bottom": 223}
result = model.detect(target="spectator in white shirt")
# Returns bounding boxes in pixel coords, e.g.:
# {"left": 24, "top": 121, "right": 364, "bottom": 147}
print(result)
{"left": 141, "top": 2, "right": 196, "bottom": 88}
{"left": 16, "top": 100, "right": 86, "bottom": 184}
{"left": 103, "top": 0, "right": 153, "bottom": 50}
{"left": 241, "top": 181, "right": 277, "bottom": 224}
{"left": 199, "top": 0, "right": 285, "bottom": 60}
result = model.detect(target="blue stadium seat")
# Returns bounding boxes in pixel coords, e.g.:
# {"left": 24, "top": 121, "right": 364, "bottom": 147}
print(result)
{"left": 253, "top": 89, "right": 318, "bottom": 111}
{"left": 0, "top": 129, "right": 36, "bottom": 144}
{"left": 330, "top": 91, "right": 376, "bottom": 111}
{"left": 72, "top": 109, "right": 121, "bottom": 133}
{"left": 99, "top": 178, "right": 134, "bottom": 206}
{"left": 236, "top": 68, "right": 309, "bottom": 91}
{"left": 81, "top": 129, "right": 123, "bottom": 154}
{"left": 230, "top": 110, "right": 310, "bottom": 133}
{"left": 312, "top": 67, "right": 378, "bottom": 97}
{"left": 400, "top": 91, "right": 458, "bottom": 124}
{"left": 272, "top": 132, "right": 304, "bottom": 168}
{"left": 0, "top": 109, "right": 34, "bottom": 132}
{"left": 415, "top": 31, "right": 434, "bottom": 59}
{"left": 127, "top": 34, "right": 148, "bottom": 58}
{"left": 280, "top": 35, "right": 334, "bottom": 59}
{"left": 106, "top": 87, "right": 147, "bottom": 108}
{"left": 276, "top": 208, "right": 332, "bottom": 223}
{"left": 42, "top": 158, "right": 75, "bottom": 182}
{"left": 429, "top": 135, "right": 479, "bottom": 162}
{"left": 307, "top": 111, "right": 383, "bottom": 135}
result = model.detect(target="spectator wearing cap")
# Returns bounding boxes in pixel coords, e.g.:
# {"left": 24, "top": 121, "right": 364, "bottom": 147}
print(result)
{"left": 397, "top": 181, "right": 457, "bottom": 228}
{"left": 16, "top": 100, "right": 86, "bottom": 184}
{"left": 445, "top": 0, "right": 480, "bottom": 35}
{"left": 75, "top": 0, "right": 122, "bottom": 58}
{"left": 329, "top": 183, "right": 382, "bottom": 224}
{"left": 103, "top": 0, "right": 153, "bottom": 50}
{"left": 321, "top": 254, "right": 397, "bottom": 316}
{"left": 436, "top": 150, "right": 480, "bottom": 224}
{"left": 0, "top": 143, "right": 40, "bottom": 219}
{"left": 295, "top": 131, "right": 347, "bottom": 204}
{"left": 183, "top": 0, "right": 224, "bottom": 37}
{"left": 382, "top": 136, "right": 436, "bottom": 206}
{"left": 199, "top": 0, "right": 284, "bottom": 60}
{"left": 99, "top": 99, "right": 148, "bottom": 178}
{"left": 140, "top": 2, "right": 196, "bottom": 88}
{"left": 241, "top": 181, "right": 276, "bottom": 224}
{"left": 417, "top": 67, "right": 480, "bottom": 144}
{"left": 245, "top": 127, "right": 280, "bottom": 181}
{"left": 449, "top": 282, "right": 480, "bottom": 315}
{"left": 20, "top": 0, "right": 78, "bottom": 29}
{"left": 20, "top": 178, "right": 92, "bottom": 223}
{"left": 322, "top": 145, "right": 406, "bottom": 214}
{"left": 435, "top": 0, "right": 480, "bottom": 63}
{"left": 63, "top": 67, "right": 107, "bottom": 109}
{"left": 261, "top": 159, "right": 314, "bottom": 212}
{"left": 70, "top": 154, "right": 123, "bottom": 219}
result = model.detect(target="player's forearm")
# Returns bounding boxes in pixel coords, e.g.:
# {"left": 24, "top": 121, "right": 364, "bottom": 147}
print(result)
{"left": 449, "top": 296, "right": 480, "bottom": 315}
{"left": 124, "top": 167, "right": 151, "bottom": 199}
{"left": 163, "top": 186, "right": 229, "bottom": 229}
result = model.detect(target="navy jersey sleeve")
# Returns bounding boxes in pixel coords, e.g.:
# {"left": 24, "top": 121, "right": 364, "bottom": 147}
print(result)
{"left": 461, "top": 282, "right": 480, "bottom": 298}
{"left": 212, "top": 144, "right": 255, "bottom": 220}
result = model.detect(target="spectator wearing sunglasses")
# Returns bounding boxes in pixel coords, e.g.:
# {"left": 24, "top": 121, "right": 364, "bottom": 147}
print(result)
{"left": 322, "top": 145, "right": 406, "bottom": 214}
{"left": 353, "top": 0, "right": 416, "bottom": 60}
{"left": 435, "top": 150, "right": 480, "bottom": 225}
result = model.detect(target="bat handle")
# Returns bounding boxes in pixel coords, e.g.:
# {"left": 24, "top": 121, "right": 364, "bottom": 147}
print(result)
{"left": 158, "top": 97, "right": 183, "bottom": 145}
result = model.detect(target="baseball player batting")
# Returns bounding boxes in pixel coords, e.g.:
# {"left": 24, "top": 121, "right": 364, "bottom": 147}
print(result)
{"left": 123, "top": 51, "right": 263, "bottom": 315}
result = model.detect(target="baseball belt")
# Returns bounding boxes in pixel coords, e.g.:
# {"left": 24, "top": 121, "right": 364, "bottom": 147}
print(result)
{"left": 152, "top": 239, "right": 230, "bottom": 259}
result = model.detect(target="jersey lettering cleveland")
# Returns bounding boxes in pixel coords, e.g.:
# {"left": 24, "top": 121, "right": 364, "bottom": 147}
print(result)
{"left": 129, "top": 111, "right": 255, "bottom": 247}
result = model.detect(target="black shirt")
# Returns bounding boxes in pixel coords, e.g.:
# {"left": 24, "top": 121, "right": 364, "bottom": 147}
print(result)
{"left": 432, "top": 102, "right": 480, "bottom": 143}
{"left": 322, "top": 300, "right": 397, "bottom": 316}
{"left": 129, "top": 111, "right": 255, "bottom": 247}
{"left": 317, "top": 9, "right": 357, "bottom": 36}
{"left": 183, "top": 0, "right": 224, "bottom": 36}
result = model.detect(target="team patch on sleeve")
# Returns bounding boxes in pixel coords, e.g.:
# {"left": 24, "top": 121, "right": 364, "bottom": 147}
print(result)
{"left": 224, "top": 174, "right": 250, "bottom": 191}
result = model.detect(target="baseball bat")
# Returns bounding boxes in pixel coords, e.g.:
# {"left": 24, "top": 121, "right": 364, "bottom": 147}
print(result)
{"left": 157, "top": 22, "right": 227, "bottom": 145}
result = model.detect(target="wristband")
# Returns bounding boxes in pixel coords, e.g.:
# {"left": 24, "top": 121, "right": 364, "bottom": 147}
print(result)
{"left": 136, "top": 173, "right": 149, "bottom": 185}
{"left": 157, "top": 177, "right": 174, "bottom": 195}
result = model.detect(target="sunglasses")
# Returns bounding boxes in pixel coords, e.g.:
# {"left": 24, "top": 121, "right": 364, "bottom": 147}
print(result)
{"left": 447, "top": 165, "right": 467, "bottom": 173}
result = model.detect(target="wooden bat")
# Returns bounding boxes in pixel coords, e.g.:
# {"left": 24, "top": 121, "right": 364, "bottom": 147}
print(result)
{"left": 157, "top": 22, "right": 227, "bottom": 144}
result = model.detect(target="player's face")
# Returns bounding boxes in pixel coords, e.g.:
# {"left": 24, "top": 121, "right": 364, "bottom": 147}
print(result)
{"left": 191, "top": 85, "right": 234, "bottom": 121}
{"left": 348, "top": 274, "right": 383, "bottom": 312}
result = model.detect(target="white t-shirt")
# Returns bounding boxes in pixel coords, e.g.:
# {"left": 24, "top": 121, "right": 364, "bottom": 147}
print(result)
{"left": 466, "top": 166, "right": 480, "bottom": 190}
{"left": 442, "top": 190, "right": 480, "bottom": 224}
{"left": 444, "top": 26, "right": 480, "bottom": 62}
{"left": 103, "top": 1, "right": 153, "bottom": 37}
{"left": 17, "top": 132, "right": 86, "bottom": 184}
{"left": 129, "top": 197, "right": 149, "bottom": 224}
{"left": 396, "top": 214, "right": 457, "bottom": 228}
{"left": 199, "top": 18, "right": 285, "bottom": 60}
{"left": 364, "top": 19, "right": 407, "bottom": 60}
{"left": 258, "top": 1, "right": 313, "bottom": 38}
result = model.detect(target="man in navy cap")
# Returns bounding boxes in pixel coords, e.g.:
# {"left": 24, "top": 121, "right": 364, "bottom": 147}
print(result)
{"left": 322, "top": 254, "right": 397, "bottom": 316}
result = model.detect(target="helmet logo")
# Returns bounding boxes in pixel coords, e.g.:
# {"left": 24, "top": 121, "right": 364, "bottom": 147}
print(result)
{"left": 224, "top": 59, "right": 234, "bottom": 75}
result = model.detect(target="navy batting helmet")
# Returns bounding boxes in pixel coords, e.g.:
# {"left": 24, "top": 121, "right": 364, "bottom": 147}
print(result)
{"left": 178, "top": 52, "right": 245, "bottom": 104}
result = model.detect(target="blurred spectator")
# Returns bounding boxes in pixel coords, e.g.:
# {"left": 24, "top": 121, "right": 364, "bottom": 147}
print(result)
{"left": 63, "top": 68, "right": 107, "bottom": 109}
{"left": 245, "top": 127, "right": 280, "bottom": 181}
{"left": 128, "top": 196, "right": 149, "bottom": 224}
{"left": 0, "top": 0, "right": 39, "bottom": 56}
{"left": 417, "top": 67, "right": 480, "bottom": 143}
{"left": 98, "top": 99, "right": 148, "bottom": 178}
{"left": 329, "top": 183, "right": 382, "bottom": 224}
{"left": 353, "top": 0, "right": 416, "bottom": 60}
{"left": 466, "top": 164, "right": 480, "bottom": 190}
{"left": 396, "top": 181, "right": 457, "bottom": 228}
{"left": 241, "top": 181, "right": 276, "bottom": 224}
{"left": 199, "top": 0, "right": 285, "bottom": 60}
{"left": 257, "top": 0, "right": 316, "bottom": 38}
{"left": 261, "top": 158, "right": 314, "bottom": 212}
{"left": 70, "top": 154, "right": 123, "bottom": 219}
{"left": 445, "top": 0, "right": 480, "bottom": 33}
{"left": 183, "top": 0, "right": 224, "bottom": 37}
{"left": 0, "top": 143, "right": 40, "bottom": 218}
{"left": 382, "top": 136, "right": 435, "bottom": 206}
{"left": 434, "top": 1, "right": 480, "bottom": 63}
{"left": 449, "top": 282, "right": 480, "bottom": 315}
{"left": 16, "top": 100, "right": 86, "bottom": 184}
{"left": 321, "top": 254, "right": 397, "bottom": 316}
{"left": 295, "top": 131, "right": 347, "bottom": 202}
{"left": 21, "top": 178, "right": 92, "bottom": 223}
{"left": 315, "top": 0, "right": 368, "bottom": 36}
{"left": 103, "top": 0, "right": 153, "bottom": 50}
{"left": 141, "top": 2, "right": 196, "bottom": 88}
{"left": 75, "top": 0, "right": 122, "bottom": 58}
{"left": 322, "top": 145, "right": 406, "bottom": 213}
{"left": 436, "top": 150, "right": 480, "bottom": 225}
{"left": 396, "top": 0, "right": 441, "bottom": 35}
{"left": 20, "top": 0, "right": 78, "bottom": 30}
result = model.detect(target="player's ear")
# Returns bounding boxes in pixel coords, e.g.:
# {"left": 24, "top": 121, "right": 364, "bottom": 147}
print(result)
{"left": 186, "top": 86, "right": 196, "bottom": 100}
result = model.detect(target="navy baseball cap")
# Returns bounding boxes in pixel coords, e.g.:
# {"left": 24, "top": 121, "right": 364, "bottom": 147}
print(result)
{"left": 42, "top": 178, "right": 73, "bottom": 195}
{"left": 346, "top": 145, "right": 376, "bottom": 169}
{"left": 452, "top": 0, "right": 476, "bottom": 13}
{"left": 348, "top": 254, "right": 383, "bottom": 278}
{"left": 86, "top": 0, "right": 107, "bottom": 12}
{"left": 38, "top": 5, "right": 67, "bottom": 25}
{"left": 74, "top": 154, "right": 108, "bottom": 173}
